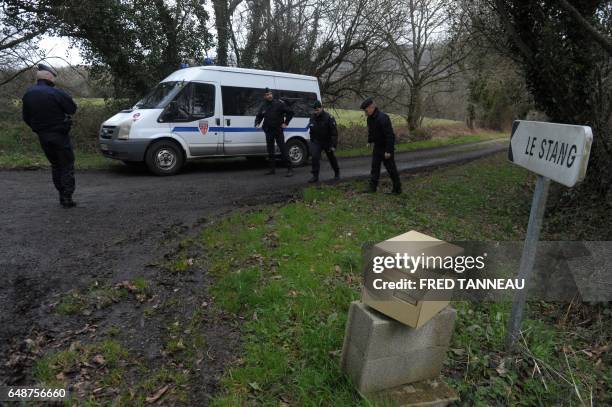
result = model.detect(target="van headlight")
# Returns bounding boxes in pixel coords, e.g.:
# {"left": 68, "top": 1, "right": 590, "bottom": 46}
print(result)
{"left": 117, "top": 119, "right": 133, "bottom": 140}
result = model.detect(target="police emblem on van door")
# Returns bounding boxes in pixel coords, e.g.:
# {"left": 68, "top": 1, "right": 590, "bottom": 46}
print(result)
{"left": 198, "top": 121, "right": 209, "bottom": 135}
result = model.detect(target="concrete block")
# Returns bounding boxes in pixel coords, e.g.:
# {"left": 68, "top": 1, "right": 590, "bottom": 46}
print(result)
{"left": 341, "top": 301, "right": 456, "bottom": 394}
{"left": 343, "top": 301, "right": 456, "bottom": 359}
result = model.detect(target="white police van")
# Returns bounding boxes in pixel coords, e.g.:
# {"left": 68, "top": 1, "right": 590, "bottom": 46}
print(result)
{"left": 99, "top": 66, "right": 319, "bottom": 175}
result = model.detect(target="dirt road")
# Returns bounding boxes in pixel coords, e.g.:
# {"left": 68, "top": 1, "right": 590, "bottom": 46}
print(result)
{"left": 0, "top": 140, "right": 506, "bottom": 400}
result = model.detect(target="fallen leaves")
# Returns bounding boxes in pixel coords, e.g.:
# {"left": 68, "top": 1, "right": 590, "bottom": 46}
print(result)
{"left": 146, "top": 385, "right": 169, "bottom": 403}
{"left": 116, "top": 280, "right": 138, "bottom": 292}
{"left": 92, "top": 354, "right": 106, "bottom": 366}
{"left": 495, "top": 359, "right": 507, "bottom": 376}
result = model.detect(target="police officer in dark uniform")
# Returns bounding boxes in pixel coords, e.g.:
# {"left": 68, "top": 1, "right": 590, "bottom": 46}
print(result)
{"left": 360, "top": 97, "right": 402, "bottom": 194}
{"left": 255, "top": 87, "right": 295, "bottom": 177}
{"left": 307, "top": 100, "right": 340, "bottom": 183}
{"left": 22, "top": 64, "right": 78, "bottom": 207}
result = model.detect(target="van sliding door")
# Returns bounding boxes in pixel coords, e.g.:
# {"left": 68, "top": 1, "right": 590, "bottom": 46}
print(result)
{"left": 221, "top": 83, "right": 273, "bottom": 155}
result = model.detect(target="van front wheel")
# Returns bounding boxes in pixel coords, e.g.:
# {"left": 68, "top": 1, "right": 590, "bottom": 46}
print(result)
{"left": 286, "top": 139, "right": 308, "bottom": 167}
{"left": 145, "top": 140, "right": 184, "bottom": 176}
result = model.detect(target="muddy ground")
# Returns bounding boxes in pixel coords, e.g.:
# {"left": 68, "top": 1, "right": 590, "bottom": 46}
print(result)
{"left": 0, "top": 141, "right": 506, "bottom": 404}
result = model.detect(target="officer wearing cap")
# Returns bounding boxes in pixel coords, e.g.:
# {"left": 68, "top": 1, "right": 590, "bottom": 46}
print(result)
{"left": 255, "top": 87, "right": 295, "bottom": 177}
{"left": 307, "top": 100, "right": 340, "bottom": 183}
{"left": 360, "top": 97, "right": 402, "bottom": 194}
{"left": 22, "top": 64, "right": 78, "bottom": 207}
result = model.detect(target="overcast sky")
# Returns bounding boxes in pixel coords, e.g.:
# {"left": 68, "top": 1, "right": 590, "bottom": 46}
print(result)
{"left": 39, "top": 35, "right": 84, "bottom": 66}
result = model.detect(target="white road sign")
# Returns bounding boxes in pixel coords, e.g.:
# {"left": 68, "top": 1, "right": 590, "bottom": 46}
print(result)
{"left": 508, "top": 120, "right": 593, "bottom": 187}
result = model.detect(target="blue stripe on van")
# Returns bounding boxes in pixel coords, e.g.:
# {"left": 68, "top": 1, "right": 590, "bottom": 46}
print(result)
{"left": 172, "top": 126, "right": 308, "bottom": 133}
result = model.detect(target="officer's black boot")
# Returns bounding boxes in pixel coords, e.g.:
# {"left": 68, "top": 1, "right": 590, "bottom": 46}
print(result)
{"left": 334, "top": 170, "right": 340, "bottom": 181}
{"left": 60, "top": 195, "right": 77, "bottom": 208}
{"left": 308, "top": 173, "right": 319, "bottom": 183}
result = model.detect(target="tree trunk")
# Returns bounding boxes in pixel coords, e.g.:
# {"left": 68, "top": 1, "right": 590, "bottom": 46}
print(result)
{"left": 240, "top": 0, "right": 270, "bottom": 68}
{"left": 407, "top": 86, "right": 423, "bottom": 131}
{"left": 466, "top": 103, "right": 476, "bottom": 129}
{"left": 213, "top": 0, "right": 230, "bottom": 66}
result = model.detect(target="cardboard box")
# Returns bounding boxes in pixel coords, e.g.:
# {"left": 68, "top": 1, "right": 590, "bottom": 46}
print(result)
{"left": 361, "top": 230, "right": 463, "bottom": 328}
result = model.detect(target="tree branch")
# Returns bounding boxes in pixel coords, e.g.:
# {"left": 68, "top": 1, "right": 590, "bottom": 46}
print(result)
{"left": 0, "top": 28, "right": 46, "bottom": 51}
{"left": 557, "top": 0, "right": 612, "bottom": 56}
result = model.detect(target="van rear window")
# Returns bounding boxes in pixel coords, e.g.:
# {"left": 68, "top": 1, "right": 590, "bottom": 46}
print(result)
{"left": 222, "top": 86, "right": 317, "bottom": 118}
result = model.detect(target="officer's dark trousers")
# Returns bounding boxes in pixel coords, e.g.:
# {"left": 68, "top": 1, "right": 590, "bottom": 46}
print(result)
{"left": 38, "top": 132, "right": 75, "bottom": 198}
{"left": 370, "top": 150, "right": 401, "bottom": 191}
{"left": 265, "top": 127, "right": 292, "bottom": 169}
{"left": 310, "top": 141, "right": 339, "bottom": 177}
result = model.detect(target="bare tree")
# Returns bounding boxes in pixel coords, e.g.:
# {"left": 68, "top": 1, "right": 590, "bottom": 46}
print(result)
{"left": 225, "top": 0, "right": 391, "bottom": 103}
{"left": 228, "top": 0, "right": 271, "bottom": 68}
{"left": 211, "top": 0, "right": 244, "bottom": 66}
{"left": 375, "top": 0, "right": 471, "bottom": 129}
{"left": 0, "top": 2, "right": 49, "bottom": 88}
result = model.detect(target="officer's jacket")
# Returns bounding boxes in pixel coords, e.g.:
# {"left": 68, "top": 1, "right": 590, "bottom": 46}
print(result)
{"left": 22, "top": 80, "right": 77, "bottom": 134}
{"left": 308, "top": 111, "right": 338, "bottom": 147}
{"left": 254, "top": 99, "right": 294, "bottom": 130}
{"left": 366, "top": 108, "right": 396, "bottom": 153}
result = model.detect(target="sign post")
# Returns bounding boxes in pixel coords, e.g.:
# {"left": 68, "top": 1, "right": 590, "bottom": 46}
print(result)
{"left": 505, "top": 120, "right": 592, "bottom": 351}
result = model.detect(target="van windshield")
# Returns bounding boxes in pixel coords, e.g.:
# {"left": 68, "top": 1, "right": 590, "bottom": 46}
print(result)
{"left": 135, "top": 81, "right": 186, "bottom": 109}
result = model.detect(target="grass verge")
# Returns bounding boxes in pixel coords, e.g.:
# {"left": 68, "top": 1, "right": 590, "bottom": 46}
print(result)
{"left": 0, "top": 107, "right": 471, "bottom": 169}
{"left": 0, "top": 129, "right": 499, "bottom": 171}
{"left": 195, "top": 154, "right": 609, "bottom": 405}
{"left": 330, "top": 108, "right": 460, "bottom": 128}
{"left": 0, "top": 151, "right": 119, "bottom": 170}
{"left": 336, "top": 132, "right": 506, "bottom": 158}
{"left": 33, "top": 338, "right": 192, "bottom": 406}
{"left": 0, "top": 121, "right": 120, "bottom": 170}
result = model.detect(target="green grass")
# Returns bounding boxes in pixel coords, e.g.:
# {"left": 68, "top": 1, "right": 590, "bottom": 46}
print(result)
{"left": 34, "top": 339, "right": 130, "bottom": 404}
{"left": 55, "top": 279, "right": 149, "bottom": 316}
{"left": 76, "top": 98, "right": 106, "bottom": 106}
{"left": 330, "top": 108, "right": 460, "bottom": 128}
{"left": 8, "top": 97, "right": 106, "bottom": 107}
{"left": 0, "top": 150, "right": 119, "bottom": 170}
{"left": 37, "top": 277, "right": 198, "bottom": 406}
{"left": 0, "top": 121, "right": 120, "bottom": 170}
{"left": 193, "top": 154, "right": 609, "bottom": 405}
{"left": 336, "top": 132, "right": 506, "bottom": 158}
{"left": 0, "top": 104, "right": 471, "bottom": 169}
